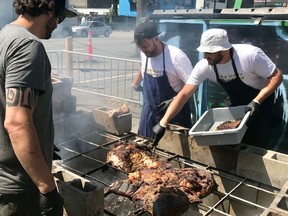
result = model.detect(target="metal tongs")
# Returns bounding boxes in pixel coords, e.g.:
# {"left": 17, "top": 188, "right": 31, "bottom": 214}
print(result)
{"left": 152, "top": 137, "right": 160, "bottom": 159}
{"left": 135, "top": 135, "right": 157, "bottom": 158}
{"left": 152, "top": 145, "right": 157, "bottom": 158}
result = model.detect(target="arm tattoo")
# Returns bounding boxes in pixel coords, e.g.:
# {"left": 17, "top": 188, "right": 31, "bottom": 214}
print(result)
{"left": 6, "top": 87, "right": 36, "bottom": 110}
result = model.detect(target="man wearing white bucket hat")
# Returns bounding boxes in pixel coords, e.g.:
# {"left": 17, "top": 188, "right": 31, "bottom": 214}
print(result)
{"left": 153, "top": 28, "right": 283, "bottom": 148}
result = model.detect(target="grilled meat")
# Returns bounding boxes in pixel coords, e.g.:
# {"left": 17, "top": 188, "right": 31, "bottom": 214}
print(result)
{"left": 108, "top": 103, "right": 130, "bottom": 118}
{"left": 152, "top": 189, "right": 190, "bottom": 216}
{"left": 108, "top": 167, "right": 217, "bottom": 215}
{"left": 106, "top": 140, "right": 167, "bottom": 173}
{"left": 107, "top": 140, "right": 217, "bottom": 215}
{"left": 216, "top": 118, "right": 242, "bottom": 130}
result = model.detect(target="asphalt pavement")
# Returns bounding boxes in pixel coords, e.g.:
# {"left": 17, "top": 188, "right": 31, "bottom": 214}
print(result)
{"left": 43, "top": 30, "right": 140, "bottom": 61}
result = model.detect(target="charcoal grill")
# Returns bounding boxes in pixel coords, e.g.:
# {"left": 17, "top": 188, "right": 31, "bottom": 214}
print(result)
{"left": 50, "top": 50, "right": 288, "bottom": 216}
{"left": 55, "top": 128, "right": 288, "bottom": 216}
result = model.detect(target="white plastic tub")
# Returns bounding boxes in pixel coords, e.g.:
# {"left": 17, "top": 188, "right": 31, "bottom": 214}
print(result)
{"left": 189, "top": 106, "right": 250, "bottom": 146}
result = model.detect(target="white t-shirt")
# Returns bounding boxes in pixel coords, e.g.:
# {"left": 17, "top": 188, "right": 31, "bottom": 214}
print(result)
{"left": 186, "top": 44, "right": 276, "bottom": 90}
{"left": 81, "top": 16, "right": 86, "bottom": 23}
{"left": 140, "top": 44, "right": 193, "bottom": 92}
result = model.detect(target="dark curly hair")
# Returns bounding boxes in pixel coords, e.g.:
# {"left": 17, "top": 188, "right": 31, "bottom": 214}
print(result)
{"left": 13, "top": 0, "right": 52, "bottom": 17}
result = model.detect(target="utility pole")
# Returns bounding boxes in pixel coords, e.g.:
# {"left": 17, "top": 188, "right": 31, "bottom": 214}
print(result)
{"left": 136, "top": 0, "right": 148, "bottom": 25}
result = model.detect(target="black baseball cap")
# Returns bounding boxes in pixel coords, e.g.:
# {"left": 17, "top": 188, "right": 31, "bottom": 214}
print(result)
{"left": 55, "top": 0, "right": 77, "bottom": 17}
{"left": 134, "top": 22, "right": 160, "bottom": 44}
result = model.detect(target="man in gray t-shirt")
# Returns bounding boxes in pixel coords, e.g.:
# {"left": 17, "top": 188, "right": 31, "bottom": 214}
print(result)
{"left": 0, "top": 0, "right": 76, "bottom": 215}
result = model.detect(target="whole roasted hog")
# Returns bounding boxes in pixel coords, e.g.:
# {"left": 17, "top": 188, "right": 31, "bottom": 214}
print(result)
{"left": 108, "top": 167, "right": 217, "bottom": 215}
{"left": 106, "top": 140, "right": 217, "bottom": 215}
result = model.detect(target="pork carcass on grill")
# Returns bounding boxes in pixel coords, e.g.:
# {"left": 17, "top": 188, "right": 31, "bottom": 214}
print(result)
{"left": 108, "top": 167, "right": 217, "bottom": 215}
{"left": 216, "top": 118, "right": 242, "bottom": 130}
{"left": 106, "top": 140, "right": 169, "bottom": 173}
{"left": 106, "top": 140, "right": 217, "bottom": 215}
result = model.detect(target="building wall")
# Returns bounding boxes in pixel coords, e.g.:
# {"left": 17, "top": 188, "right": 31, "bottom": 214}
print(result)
{"left": 70, "top": 0, "right": 87, "bottom": 8}
{"left": 70, "top": 0, "right": 112, "bottom": 8}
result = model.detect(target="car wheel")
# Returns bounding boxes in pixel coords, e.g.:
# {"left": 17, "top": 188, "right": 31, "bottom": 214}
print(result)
{"left": 104, "top": 30, "right": 110, "bottom": 38}
{"left": 81, "top": 30, "right": 88, "bottom": 37}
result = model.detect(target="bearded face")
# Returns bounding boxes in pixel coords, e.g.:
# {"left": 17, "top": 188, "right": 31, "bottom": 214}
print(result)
{"left": 43, "top": 15, "right": 59, "bottom": 39}
{"left": 204, "top": 52, "right": 224, "bottom": 65}
{"left": 137, "top": 38, "right": 158, "bottom": 57}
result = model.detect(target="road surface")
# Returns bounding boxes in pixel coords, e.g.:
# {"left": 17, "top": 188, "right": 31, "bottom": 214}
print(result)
{"left": 43, "top": 31, "right": 140, "bottom": 61}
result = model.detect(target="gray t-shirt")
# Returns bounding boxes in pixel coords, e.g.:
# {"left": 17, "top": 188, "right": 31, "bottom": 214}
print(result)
{"left": 0, "top": 24, "right": 54, "bottom": 193}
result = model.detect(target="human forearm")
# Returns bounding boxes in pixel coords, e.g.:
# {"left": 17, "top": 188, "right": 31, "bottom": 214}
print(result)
{"left": 4, "top": 103, "right": 55, "bottom": 194}
{"left": 7, "top": 124, "right": 55, "bottom": 193}
{"left": 160, "top": 84, "right": 196, "bottom": 126}
{"left": 160, "top": 95, "right": 187, "bottom": 126}
{"left": 132, "top": 70, "right": 143, "bottom": 91}
{"left": 255, "top": 68, "right": 283, "bottom": 104}
{"left": 132, "top": 69, "right": 143, "bottom": 86}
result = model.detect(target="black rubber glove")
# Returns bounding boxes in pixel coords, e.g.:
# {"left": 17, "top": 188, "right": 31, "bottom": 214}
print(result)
{"left": 152, "top": 123, "right": 166, "bottom": 147}
{"left": 40, "top": 188, "right": 63, "bottom": 216}
{"left": 245, "top": 100, "right": 260, "bottom": 126}
{"left": 156, "top": 98, "right": 173, "bottom": 116}
{"left": 132, "top": 84, "right": 143, "bottom": 92}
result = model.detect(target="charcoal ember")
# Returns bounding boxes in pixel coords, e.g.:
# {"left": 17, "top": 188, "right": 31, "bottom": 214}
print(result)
{"left": 106, "top": 140, "right": 168, "bottom": 173}
{"left": 216, "top": 118, "right": 242, "bottom": 130}
{"left": 108, "top": 167, "right": 217, "bottom": 215}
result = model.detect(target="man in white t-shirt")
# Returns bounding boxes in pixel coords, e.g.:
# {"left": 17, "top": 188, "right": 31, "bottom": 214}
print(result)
{"left": 153, "top": 28, "right": 283, "bottom": 148}
{"left": 132, "top": 22, "right": 193, "bottom": 139}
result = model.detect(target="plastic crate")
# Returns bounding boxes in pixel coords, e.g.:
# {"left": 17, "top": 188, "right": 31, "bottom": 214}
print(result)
{"left": 189, "top": 105, "right": 250, "bottom": 146}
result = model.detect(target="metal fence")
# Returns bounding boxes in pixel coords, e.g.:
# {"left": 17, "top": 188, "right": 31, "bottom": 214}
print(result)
{"left": 47, "top": 50, "right": 142, "bottom": 105}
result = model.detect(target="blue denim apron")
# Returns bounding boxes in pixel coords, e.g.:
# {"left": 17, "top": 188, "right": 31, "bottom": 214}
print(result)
{"left": 138, "top": 44, "right": 192, "bottom": 138}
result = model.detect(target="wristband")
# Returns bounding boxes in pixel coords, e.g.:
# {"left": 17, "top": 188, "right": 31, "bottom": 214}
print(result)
{"left": 160, "top": 122, "right": 167, "bottom": 128}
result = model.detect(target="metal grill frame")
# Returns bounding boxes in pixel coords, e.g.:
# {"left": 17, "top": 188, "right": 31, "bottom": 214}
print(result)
{"left": 56, "top": 131, "right": 283, "bottom": 216}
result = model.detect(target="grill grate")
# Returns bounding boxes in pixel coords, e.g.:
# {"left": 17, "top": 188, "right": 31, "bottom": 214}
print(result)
{"left": 56, "top": 131, "right": 281, "bottom": 216}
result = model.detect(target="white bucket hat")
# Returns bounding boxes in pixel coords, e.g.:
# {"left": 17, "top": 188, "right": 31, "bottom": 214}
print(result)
{"left": 197, "top": 28, "right": 232, "bottom": 53}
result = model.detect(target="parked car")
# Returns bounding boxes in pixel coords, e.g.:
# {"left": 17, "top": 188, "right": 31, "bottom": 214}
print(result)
{"left": 72, "top": 21, "right": 112, "bottom": 38}
{"left": 52, "top": 19, "right": 73, "bottom": 38}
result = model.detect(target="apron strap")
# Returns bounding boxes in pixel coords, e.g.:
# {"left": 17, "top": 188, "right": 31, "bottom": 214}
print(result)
{"left": 144, "top": 42, "right": 166, "bottom": 75}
